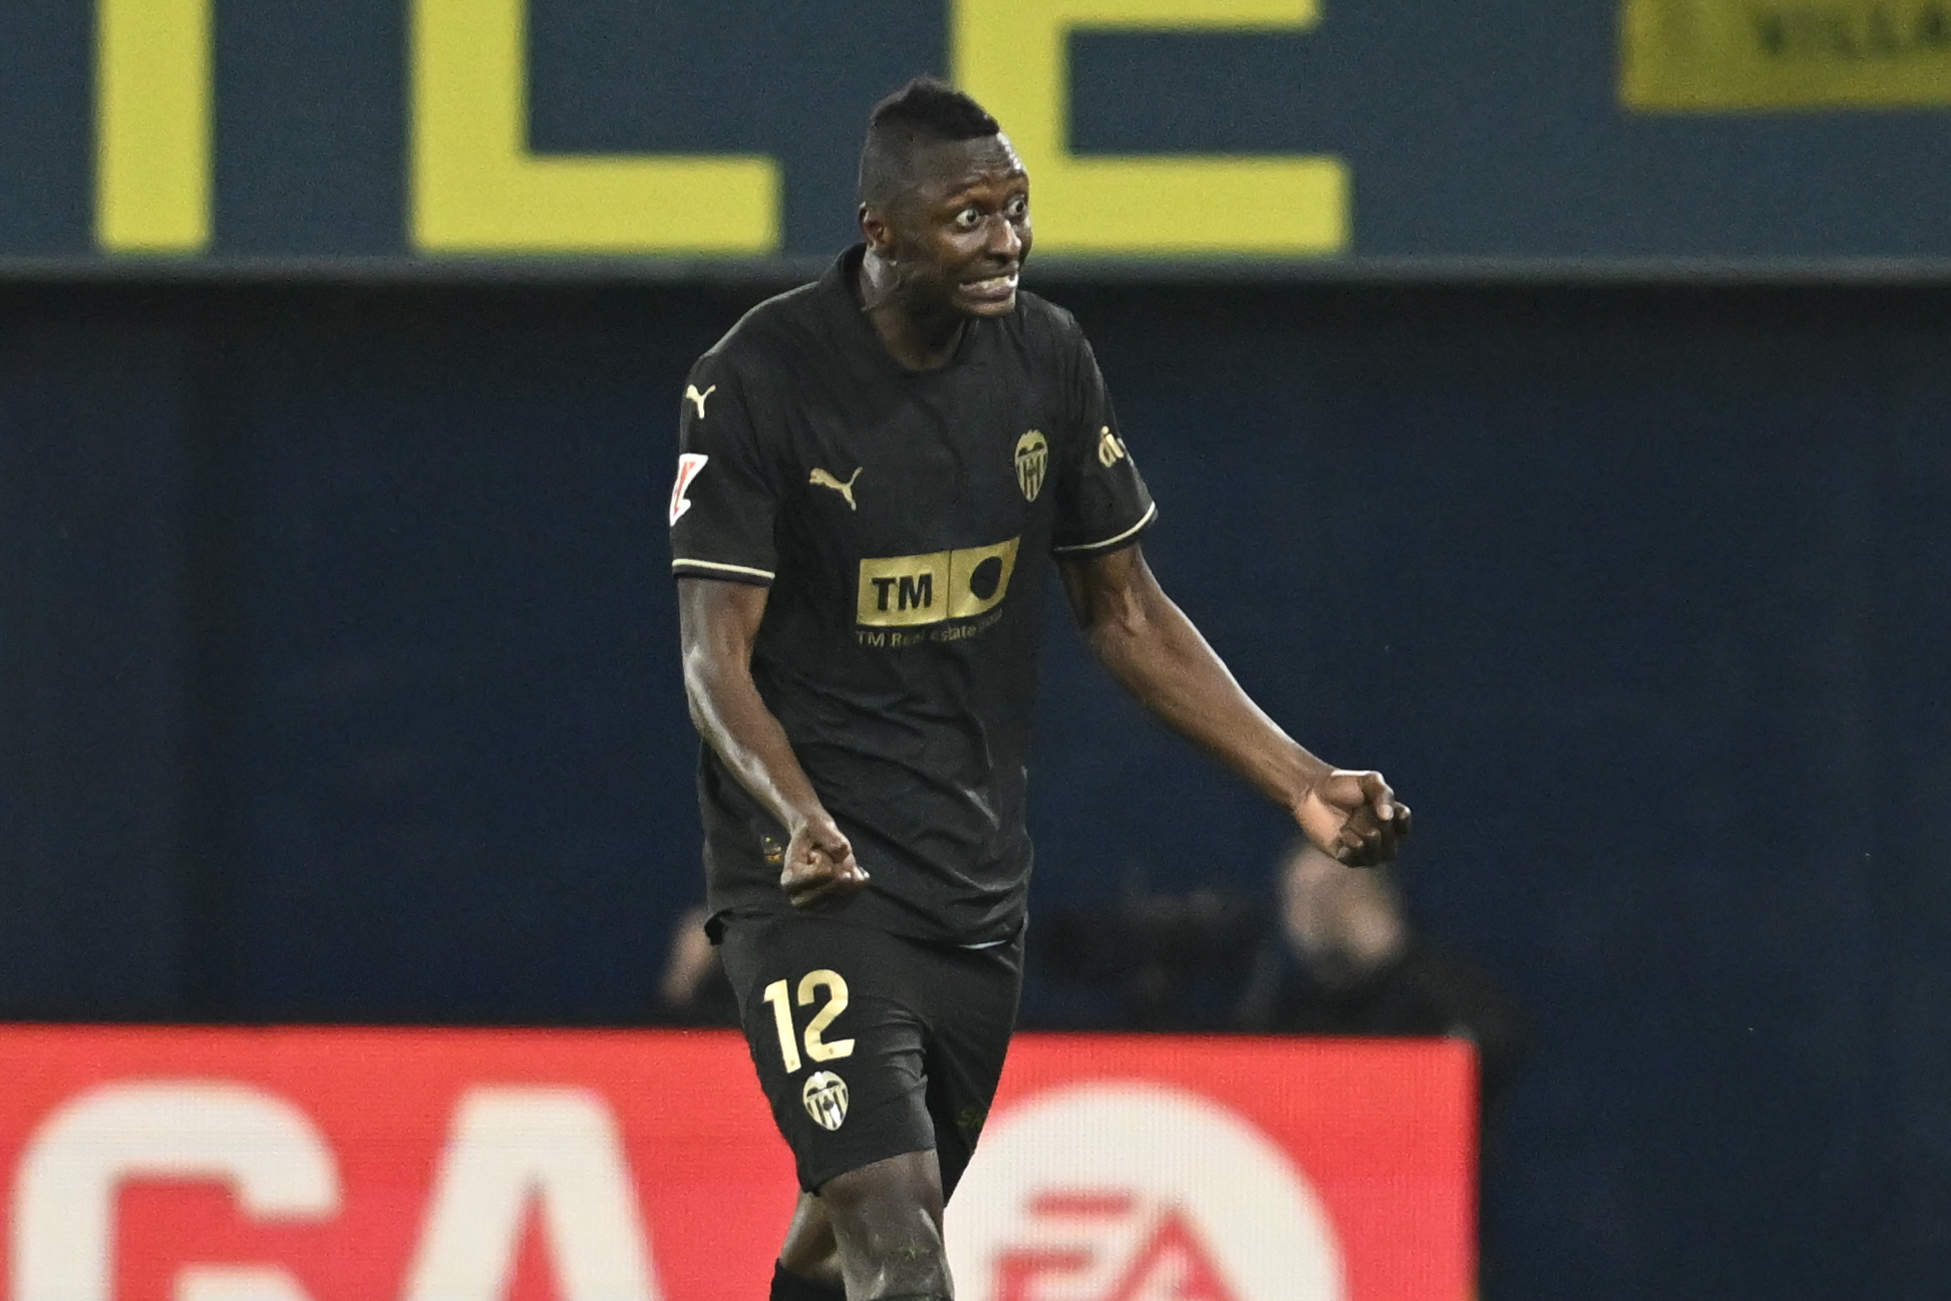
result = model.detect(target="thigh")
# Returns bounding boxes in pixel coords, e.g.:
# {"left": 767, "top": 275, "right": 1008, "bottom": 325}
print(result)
{"left": 918, "top": 935, "right": 1024, "bottom": 1199}
{"left": 717, "top": 913, "right": 935, "bottom": 1193}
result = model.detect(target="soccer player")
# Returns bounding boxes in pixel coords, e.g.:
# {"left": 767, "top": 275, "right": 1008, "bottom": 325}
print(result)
{"left": 670, "top": 78, "right": 1409, "bottom": 1301}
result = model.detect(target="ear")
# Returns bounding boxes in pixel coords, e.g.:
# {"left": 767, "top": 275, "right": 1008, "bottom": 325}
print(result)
{"left": 858, "top": 203, "right": 893, "bottom": 258}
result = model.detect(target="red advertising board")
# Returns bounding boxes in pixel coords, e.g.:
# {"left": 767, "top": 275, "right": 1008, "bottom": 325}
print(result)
{"left": 0, "top": 1028, "right": 1472, "bottom": 1301}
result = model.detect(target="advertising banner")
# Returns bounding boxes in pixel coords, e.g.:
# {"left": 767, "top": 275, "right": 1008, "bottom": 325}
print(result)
{"left": 0, "top": 1027, "right": 1472, "bottom": 1301}
{"left": 2, "top": 0, "right": 1948, "bottom": 265}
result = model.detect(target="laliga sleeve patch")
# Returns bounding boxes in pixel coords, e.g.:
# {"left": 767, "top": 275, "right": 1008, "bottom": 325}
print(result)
{"left": 669, "top": 453, "right": 709, "bottom": 526}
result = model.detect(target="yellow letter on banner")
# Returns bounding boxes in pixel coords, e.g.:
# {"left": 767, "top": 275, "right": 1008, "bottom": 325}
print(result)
{"left": 96, "top": 0, "right": 212, "bottom": 253}
{"left": 952, "top": 0, "right": 1346, "bottom": 256}
{"left": 1621, "top": 0, "right": 1951, "bottom": 112}
{"left": 411, "top": 0, "right": 779, "bottom": 254}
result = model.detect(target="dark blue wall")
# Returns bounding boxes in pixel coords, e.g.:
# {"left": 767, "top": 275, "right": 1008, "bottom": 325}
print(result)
{"left": 0, "top": 313, "right": 190, "bottom": 1015}
{"left": 2, "top": 275, "right": 1948, "bottom": 1298}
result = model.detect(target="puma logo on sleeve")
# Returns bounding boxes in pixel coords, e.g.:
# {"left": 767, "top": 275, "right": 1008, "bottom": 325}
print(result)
{"left": 809, "top": 467, "right": 862, "bottom": 511}
{"left": 685, "top": 384, "right": 717, "bottom": 418}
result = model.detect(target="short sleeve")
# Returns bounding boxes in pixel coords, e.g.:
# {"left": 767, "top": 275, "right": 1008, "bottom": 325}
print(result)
{"left": 668, "top": 357, "right": 788, "bottom": 584}
{"left": 1051, "top": 332, "right": 1157, "bottom": 557}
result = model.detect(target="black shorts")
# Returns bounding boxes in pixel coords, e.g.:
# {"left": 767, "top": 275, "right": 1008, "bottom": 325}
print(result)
{"left": 716, "top": 911, "right": 1023, "bottom": 1195}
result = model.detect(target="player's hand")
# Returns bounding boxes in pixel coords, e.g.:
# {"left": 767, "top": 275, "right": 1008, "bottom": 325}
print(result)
{"left": 780, "top": 816, "right": 869, "bottom": 909}
{"left": 1293, "top": 769, "right": 1411, "bottom": 868}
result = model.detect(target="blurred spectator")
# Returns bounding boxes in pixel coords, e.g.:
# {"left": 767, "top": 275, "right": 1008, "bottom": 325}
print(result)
{"left": 651, "top": 904, "right": 740, "bottom": 1027}
{"left": 1233, "top": 838, "right": 1531, "bottom": 1296}
{"left": 1232, "top": 839, "right": 1531, "bottom": 1120}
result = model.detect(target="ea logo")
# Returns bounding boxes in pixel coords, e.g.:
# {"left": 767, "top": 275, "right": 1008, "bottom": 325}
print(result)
{"left": 946, "top": 1082, "right": 1345, "bottom": 1301}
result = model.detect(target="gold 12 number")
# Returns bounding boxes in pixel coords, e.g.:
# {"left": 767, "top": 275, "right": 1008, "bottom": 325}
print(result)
{"left": 761, "top": 970, "right": 855, "bottom": 1074}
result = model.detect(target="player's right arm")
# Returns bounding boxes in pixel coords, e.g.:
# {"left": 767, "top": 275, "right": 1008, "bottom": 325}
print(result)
{"left": 678, "top": 578, "right": 868, "bottom": 908}
{"left": 670, "top": 353, "right": 865, "bottom": 909}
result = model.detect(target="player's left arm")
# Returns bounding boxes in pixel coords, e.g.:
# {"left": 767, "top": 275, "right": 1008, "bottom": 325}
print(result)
{"left": 1057, "top": 542, "right": 1409, "bottom": 867}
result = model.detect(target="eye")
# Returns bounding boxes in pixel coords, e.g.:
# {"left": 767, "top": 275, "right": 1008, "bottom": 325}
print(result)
{"left": 1005, "top": 195, "right": 1029, "bottom": 221}
{"left": 953, "top": 207, "right": 982, "bottom": 230}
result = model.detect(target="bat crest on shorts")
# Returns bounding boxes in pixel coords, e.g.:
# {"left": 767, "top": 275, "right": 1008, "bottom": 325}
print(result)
{"left": 802, "top": 1071, "right": 850, "bottom": 1130}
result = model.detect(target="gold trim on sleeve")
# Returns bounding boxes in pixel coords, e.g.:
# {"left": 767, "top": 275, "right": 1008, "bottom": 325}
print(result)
{"left": 1051, "top": 503, "right": 1158, "bottom": 556}
{"left": 671, "top": 558, "right": 776, "bottom": 581}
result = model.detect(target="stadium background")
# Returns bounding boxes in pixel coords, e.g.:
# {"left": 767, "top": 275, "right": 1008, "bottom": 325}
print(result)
{"left": 3, "top": 1, "right": 1949, "bottom": 1297}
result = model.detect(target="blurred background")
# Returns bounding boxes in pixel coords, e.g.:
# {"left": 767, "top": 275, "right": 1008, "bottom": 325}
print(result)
{"left": 4, "top": 1, "right": 1949, "bottom": 1297}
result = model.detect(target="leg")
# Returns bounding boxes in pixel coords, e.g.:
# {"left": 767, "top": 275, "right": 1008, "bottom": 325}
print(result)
{"left": 795, "top": 933, "right": 1021, "bottom": 1300}
{"left": 818, "top": 1149, "right": 949, "bottom": 1300}
{"left": 716, "top": 916, "right": 947, "bottom": 1297}
{"left": 774, "top": 1193, "right": 843, "bottom": 1297}
{"left": 921, "top": 937, "right": 1025, "bottom": 1201}
{"left": 775, "top": 1154, "right": 949, "bottom": 1301}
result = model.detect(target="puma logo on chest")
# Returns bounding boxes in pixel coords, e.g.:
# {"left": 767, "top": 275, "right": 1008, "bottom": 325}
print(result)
{"left": 809, "top": 467, "right": 862, "bottom": 511}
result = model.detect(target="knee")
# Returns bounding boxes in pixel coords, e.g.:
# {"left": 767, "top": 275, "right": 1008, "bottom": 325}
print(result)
{"left": 818, "top": 1152, "right": 948, "bottom": 1299}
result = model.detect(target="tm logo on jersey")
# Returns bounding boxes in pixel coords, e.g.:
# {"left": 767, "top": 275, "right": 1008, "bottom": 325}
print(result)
{"left": 857, "top": 538, "right": 1020, "bottom": 629}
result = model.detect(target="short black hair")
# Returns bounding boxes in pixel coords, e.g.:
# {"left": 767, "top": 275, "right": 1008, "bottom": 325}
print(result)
{"left": 858, "top": 77, "right": 1002, "bottom": 208}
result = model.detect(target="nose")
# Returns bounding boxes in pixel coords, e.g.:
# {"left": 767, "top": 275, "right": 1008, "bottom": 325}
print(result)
{"left": 984, "top": 213, "right": 1021, "bottom": 262}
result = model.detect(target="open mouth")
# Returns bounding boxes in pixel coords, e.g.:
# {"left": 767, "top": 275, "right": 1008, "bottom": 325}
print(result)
{"left": 961, "top": 270, "right": 1019, "bottom": 299}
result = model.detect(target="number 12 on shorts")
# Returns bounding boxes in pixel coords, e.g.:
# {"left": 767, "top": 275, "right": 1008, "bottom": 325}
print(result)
{"left": 761, "top": 969, "right": 855, "bottom": 1074}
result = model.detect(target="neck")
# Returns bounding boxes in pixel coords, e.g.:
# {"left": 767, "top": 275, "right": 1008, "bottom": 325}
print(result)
{"left": 856, "top": 247, "right": 966, "bottom": 371}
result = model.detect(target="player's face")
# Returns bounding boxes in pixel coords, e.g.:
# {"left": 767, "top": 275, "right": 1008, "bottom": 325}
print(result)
{"left": 884, "top": 134, "right": 1032, "bottom": 318}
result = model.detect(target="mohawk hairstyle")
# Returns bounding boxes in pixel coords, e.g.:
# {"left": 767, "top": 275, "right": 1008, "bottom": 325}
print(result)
{"left": 858, "top": 76, "right": 1002, "bottom": 208}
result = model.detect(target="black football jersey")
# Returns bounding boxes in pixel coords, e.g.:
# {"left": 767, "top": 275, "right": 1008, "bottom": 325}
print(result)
{"left": 670, "top": 246, "right": 1154, "bottom": 944}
